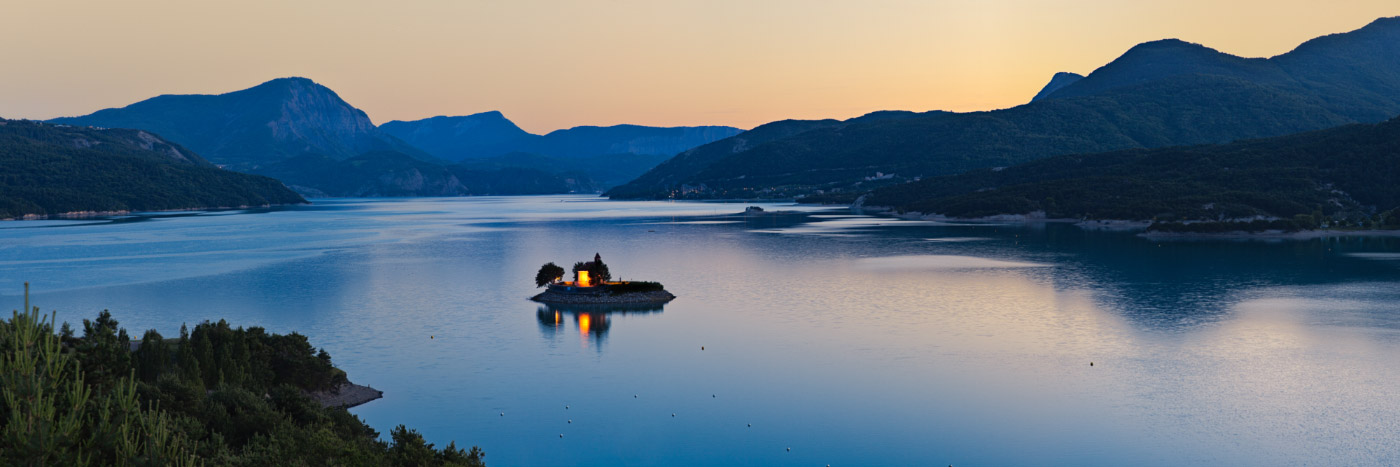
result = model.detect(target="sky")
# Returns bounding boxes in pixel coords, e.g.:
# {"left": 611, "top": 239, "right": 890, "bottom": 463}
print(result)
{"left": 3, "top": 0, "right": 1397, "bottom": 133}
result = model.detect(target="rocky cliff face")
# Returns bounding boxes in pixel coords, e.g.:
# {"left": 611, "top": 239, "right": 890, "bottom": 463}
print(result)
{"left": 266, "top": 78, "right": 382, "bottom": 153}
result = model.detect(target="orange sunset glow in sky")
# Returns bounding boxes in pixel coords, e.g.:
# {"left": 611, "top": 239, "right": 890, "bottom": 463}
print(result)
{"left": 3, "top": 0, "right": 1397, "bottom": 133}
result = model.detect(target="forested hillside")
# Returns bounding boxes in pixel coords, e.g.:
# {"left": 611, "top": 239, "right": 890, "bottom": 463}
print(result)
{"left": 859, "top": 116, "right": 1400, "bottom": 229}
{"left": 0, "top": 120, "right": 305, "bottom": 219}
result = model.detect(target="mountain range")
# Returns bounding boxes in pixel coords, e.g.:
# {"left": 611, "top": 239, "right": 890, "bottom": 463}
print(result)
{"left": 0, "top": 119, "right": 304, "bottom": 219}
{"left": 23, "top": 16, "right": 1400, "bottom": 215}
{"left": 51, "top": 78, "right": 429, "bottom": 170}
{"left": 379, "top": 112, "right": 742, "bottom": 161}
{"left": 607, "top": 17, "right": 1400, "bottom": 200}
{"left": 50, "top": 79, "right": 742, "bottom": 197}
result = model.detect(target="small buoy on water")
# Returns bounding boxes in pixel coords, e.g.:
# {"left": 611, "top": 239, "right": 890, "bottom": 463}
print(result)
{"left": 1090, "top": 362, "right": 1094, "bottom": 366}
{"left": 634, "top": 394, "right": 638, "bottom": 398}
{"left": 566, "top": 405, "right": 570, "bottom": 409}
{"left": 500, "top": 412, "right": 504, "bottom": 416}
{"left": 568, "top": 420, "right": 572, "bottom": 424}
{"left": 701, "top": 346, "right": 705, "bottom": 350}
{"left": 672, "top": 413, "right": 676, "bottom": 417}
{"left": 430, "top": 335, "right": 434, "bottom": 339}
{"left": 712, "top": 394, "right": 716, "bottom": 398}
{"left": 747, "top": 423, "right": 751, "bottom": 427}
{"left": 559, "top": 434, "right": 563, "bottom": 438}
{"left": 787, "top": 447, "right": 791, "bottom": 452}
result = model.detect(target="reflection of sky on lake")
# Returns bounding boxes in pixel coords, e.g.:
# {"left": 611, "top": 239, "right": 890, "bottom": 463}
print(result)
{"left": 3, "top": 195, "right": 1400, "bottom": 465}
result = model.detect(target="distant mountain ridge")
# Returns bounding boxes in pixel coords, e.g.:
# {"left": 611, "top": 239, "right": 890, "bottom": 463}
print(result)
{"left": 0, "top": 119, "right": 304, "bottom": 219}
{"left": 51, "top": 77, "right": 429, "bottom": 169}
{"left": 380, "top": 114, "right": 742, "bottom": 161}
{"left": 47, "top": 77, "right": 739, "bottom": 197}
{"left": 377, "top": 112, "right": 533, "bottom": 160}
{"left": 607, "top": 16, "right": 1400, "bottom": 200}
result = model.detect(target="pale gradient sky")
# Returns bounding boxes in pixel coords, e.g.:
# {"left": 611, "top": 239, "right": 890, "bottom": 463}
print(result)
{"left": 3, "top": 1, "right": 1397, "bottom": 133}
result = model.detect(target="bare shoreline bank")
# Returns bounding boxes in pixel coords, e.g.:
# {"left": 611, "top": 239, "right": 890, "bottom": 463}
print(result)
{"left": 864, "top": 206, "right": 1400, "bottom": 239}
{"left": 310, "top": 382, "right": 383, "bottom": 409}
{"left": 1140, "top": 229, "right": 1400, "bottom": 240}
{"left": 1, "top": 202, "right": 310, "bottom": 221}
{"left": 530, "top": 290, "right": 676, "bottom": 306}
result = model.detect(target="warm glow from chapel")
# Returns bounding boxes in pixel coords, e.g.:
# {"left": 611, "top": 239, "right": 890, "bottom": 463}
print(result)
{"left": 577, "top": 271, "right": 592, "bottom": 287}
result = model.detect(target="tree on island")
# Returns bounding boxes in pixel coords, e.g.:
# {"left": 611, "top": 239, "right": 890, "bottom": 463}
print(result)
{"left": 535, "top": 262, "right": 565, "bottom": 287}
{"left": 571, "top": 262, "right": 589, "bottom": 284}
{"left": 589, "top": 261, "right": 612, "bottom": 284}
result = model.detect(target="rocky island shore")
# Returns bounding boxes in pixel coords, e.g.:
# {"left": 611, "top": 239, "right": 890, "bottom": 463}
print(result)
{"left": 530, "top": 288, "right": 676, "bottom": 305}
{"left": 530, "top": 253, "right": 676, "bottom": 305}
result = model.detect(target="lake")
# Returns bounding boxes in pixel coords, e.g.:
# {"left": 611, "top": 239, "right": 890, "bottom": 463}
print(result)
{"left": 3, "top": 196, "right": 1399, "bottom": 465}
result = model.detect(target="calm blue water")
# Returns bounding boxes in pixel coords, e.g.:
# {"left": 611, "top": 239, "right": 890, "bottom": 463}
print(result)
{"left": 3, "top": 196, "right": 1400, "bottom": 465}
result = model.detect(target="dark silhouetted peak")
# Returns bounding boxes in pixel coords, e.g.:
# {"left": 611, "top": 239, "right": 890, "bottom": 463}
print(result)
{"left": 1099, "top": 39, "right": 1234, "bottom": 71}
{"left": 849, "top": 110, "right": 948, "bottom": 123}
{"left": 856, "top": 110, "right": 916, "bottom": 120}
{"left": 254, "top": 76, "right": 318, "bottom": 88}
{"left": 1352, "top": 15, "right": 1400, "bottom": 35}
{"left": 1279, "top": 16, "right": 1400, "bottom": 60}
{"left": 1126, "top": 38, "right": 1200, "bottom": 51}
{"left": 1030, "top": 72, "right": 1084, "bottom": 102}
{"left": 237, "top": 77, "right": 338, "bottom": 100}
{"left": 1044, "top": 38, "right": 1288, "bottom": 100}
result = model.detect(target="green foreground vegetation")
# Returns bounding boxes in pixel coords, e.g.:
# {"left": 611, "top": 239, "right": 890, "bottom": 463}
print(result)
{"left": 0, "top": 286, "right": 484, "bottom": 466}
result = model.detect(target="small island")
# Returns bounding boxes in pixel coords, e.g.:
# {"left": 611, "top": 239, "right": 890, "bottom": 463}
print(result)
{"left": 530, "top": 253, "right": 676, "bottom": 305}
